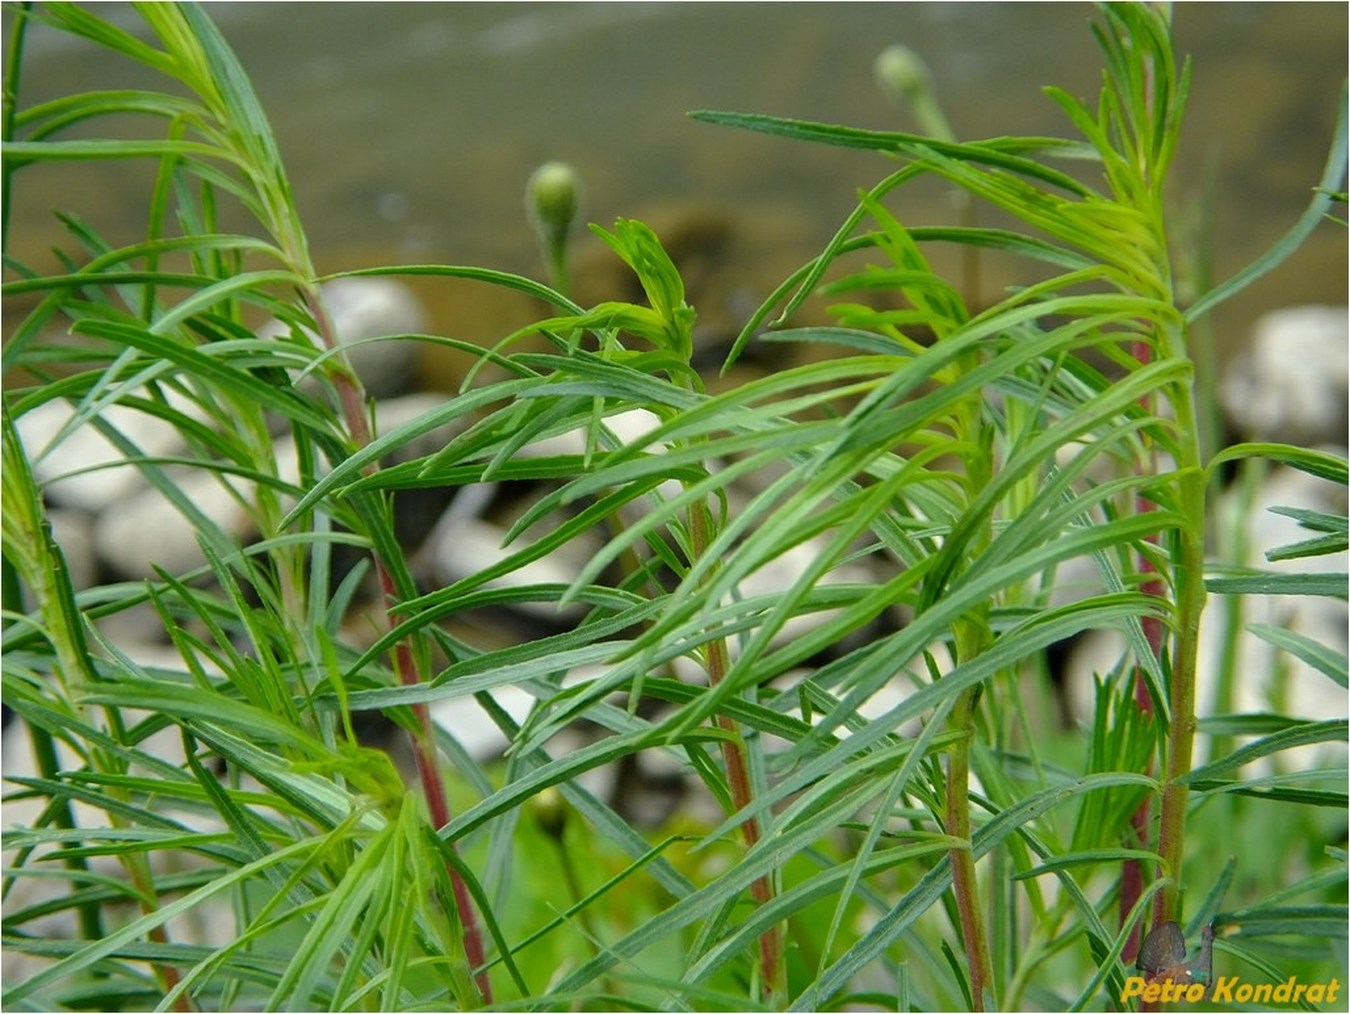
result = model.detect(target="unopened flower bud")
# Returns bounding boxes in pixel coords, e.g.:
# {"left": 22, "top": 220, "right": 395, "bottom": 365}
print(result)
{"left": 526, "top": 161, "right": 580, "bottom": 246}
{"left": 874, "top": 44, "right": 954, "bottom": 142}
{"left": 874, "top": 44, "right": 931, "bottom": 103}
{"left": 532, "top": 785, "right": 568, "bottom": 840}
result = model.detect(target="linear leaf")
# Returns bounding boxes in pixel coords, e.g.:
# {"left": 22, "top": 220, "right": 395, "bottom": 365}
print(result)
{"left": 1248, "top": 623, "right": 1348, "bottom": 687}
{"left": 1206, "top": 570, "right": 1348, "bottom": 599}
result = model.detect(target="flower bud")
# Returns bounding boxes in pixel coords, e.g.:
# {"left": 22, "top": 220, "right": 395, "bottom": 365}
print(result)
{"left": 874, "top": 44, "right": 954, "bottom": 142}
{"left": 531, "top": 785, "right": 568, "bottom": 841}
{"left": 526, "top": 161, "right": 580, "bottom": 246}
{"left": 874, "top": 44, "right": 931, "bottom": 103}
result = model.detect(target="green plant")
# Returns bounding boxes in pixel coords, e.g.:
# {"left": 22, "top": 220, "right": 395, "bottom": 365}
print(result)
{"left": 3, "top": 3, "right": 1345, "bottom": 1012}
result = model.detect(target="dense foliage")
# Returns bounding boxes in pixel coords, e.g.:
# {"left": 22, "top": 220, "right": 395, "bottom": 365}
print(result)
{"left": 2, "top": 3, "right": 1345, "bottom": 1010}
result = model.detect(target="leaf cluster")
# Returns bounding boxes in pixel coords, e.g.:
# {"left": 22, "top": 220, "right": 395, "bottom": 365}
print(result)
{"left": 2, "top": 3, "right": 1345, "bottom": 1011}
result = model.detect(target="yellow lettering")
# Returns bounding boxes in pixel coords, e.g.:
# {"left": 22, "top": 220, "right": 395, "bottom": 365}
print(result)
{"left": 1137, "top": 975, "right": 1350, "bottom": 1009}
{"left": 1210, "top": 975, "right": 1236, "bottom": 1003}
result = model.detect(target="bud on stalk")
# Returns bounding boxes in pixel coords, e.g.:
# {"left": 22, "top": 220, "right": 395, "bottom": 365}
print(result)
{"left": 527, "top": 160, "right": 581, "bottom": 295}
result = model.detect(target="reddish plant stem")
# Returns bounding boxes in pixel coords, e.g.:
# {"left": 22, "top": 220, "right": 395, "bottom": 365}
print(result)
{"left": 945, "top": 613, "right": 991, "bottom": 1010}
{"left": 1126, "top": 39, "right": 1205, "bottom": 940}
{"left": 379, "top": 570, "right": 492, "bottom": 1000}
{"left": 691, "top": 503, "right": 783, "bottom": 1002}
{"left": 1121, "top": 526, "right": 1162, "bottom": 962}
{"left": 945, "top": 371, "right": 993, "bottom": 1011}
{"left": 945, "top": 697, "right": 989, "bottom": 1011}
{"left": 309, "top": 292, "right": 492, "bottom": 1004}
{"left": 144, "top": 917, "right": 192, "bottom": 1011}
{"left": 1151, "top": 485, "right": 1206, "bottom": 930}
{"left": 1121, "top": 334, "right": 1165, "bottom": 963}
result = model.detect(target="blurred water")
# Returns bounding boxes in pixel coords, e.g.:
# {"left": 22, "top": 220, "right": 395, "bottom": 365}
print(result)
{"left": 6, "top": 2, "right": 1346, "bottom": 355}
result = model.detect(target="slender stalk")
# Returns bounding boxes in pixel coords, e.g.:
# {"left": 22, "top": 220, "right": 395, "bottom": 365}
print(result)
{"left": 128, "top": 867, "right": 192, "bottom": 1011}
{"left": 19, "top": 722, "right": 104, "bottom": 943}
{"left": 944, "top": 344, "right": 994, "bottom": 1011}
{"left": 141, "top": 7, "right": 493, "bottom": 993}
{"left": 1125, "top": 329, "right": 1206, "bottom": 944}
{"left": 1125, "top": 46, "right": 1167, "bottom": 955}
{"left": 689, "top": 500, "right": 783, "bottom": 1003}
{"left": 1121, "top": 8, "right": 1206, "bottom": 939}
{"left": 2, "top": 414, "right": 192, "bottom": 1009}
{"left": 305, "top": 291, "right": 492, "bottom": 1004}
{"left": 0, "top": 1, "right": 30, "bottom": 255}
{"left": 945, "top": 686, "right": 990, "bottom": 1010}
{"left": 1152, "top": 441, "right": 1206, "bottom": 928}
{"left": 1120, "top": 340, "right": 1163, "bottom": 961}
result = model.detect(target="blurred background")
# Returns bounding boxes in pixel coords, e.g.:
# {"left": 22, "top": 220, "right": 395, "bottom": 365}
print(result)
{"left": 6, "top": 2, "right": 1346, "bottom": 376}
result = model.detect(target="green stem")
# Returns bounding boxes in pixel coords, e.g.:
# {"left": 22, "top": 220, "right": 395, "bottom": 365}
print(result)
{"left": 1, "top": 1, "right": 31, "bottom": 256}
{"left": 2, "top": 409, "right": 192, "bottom": 1007}
{"left": 547, "top": 237, "right": 570, "bottom": 300}
{"left": 1150, "top": 315, "right": 1207, "bottom": 928}
{"left": 20, "top": 724, "right": 105, "bottom": 943}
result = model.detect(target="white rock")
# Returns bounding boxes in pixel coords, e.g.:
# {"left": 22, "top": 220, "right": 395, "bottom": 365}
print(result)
{"left": 261, "top": 277, "right": 425, "bottom": 399}
{"left": 94, "top": 440, "right": 301, "bottom": 579}
{"left": 425, "top": 668, "right": 620, "bottom": 779}
{"left": 1061, "top": 626, "right": 1128, "bottom": 717}
{"left": 1242, "top": 461, "right": 1348, "bottom": 578}
{"left": 1201, "top": 464, "right": 1348, "bottom": 736}
{"left": 45, "top": 509, "right": 97, "bottom": 591}
{"left": 1, "top": 714, "right": 127, "bottom": 981}
{"left": 428, "top": 684, "right": 538, "bottom": 760}
{"left": 15, "top": 392, "right": 198, "bottom": 512}
{"left": 428, "top": 516, "right": 599, "bottom": 622}
{"left": 738, "top": 536, "right": 875, "bottom": 648}
{"left": 1221, "top": 305, "right": 1349, "bottom": 445}
{"left": 516, "top": 407, "right": 665, "bottom": 459}
{"left": 2, "top": 646, "right": 244, "bottom": 982}
{"left": 18, "top": 280, "right": 424, "bottom": 521}
{"left": 92, "top": 396, "right": 455, "bottom": 579}
{"left": 366, "top": 392, "right": 460, "bottom": 461}
{"left": 1054, "top": 439, "right": 1177, "bottom": 493}
{"left": 517, "top": 407, "right": 689, "bottom": 505}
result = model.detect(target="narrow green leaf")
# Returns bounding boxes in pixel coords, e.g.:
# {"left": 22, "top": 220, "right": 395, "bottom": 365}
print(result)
{"left": 1186, "top": 80, "right": 1349, "bottom": 321}
{"left": 688, "top": 110, "right": 1095, "bottom": 195}
{"left": 1012, "top": 848, "right": 1159, "bottom": 880}
{"left": 1206, "top": 571, "right": 1348, "bottom": 599}
{"left": 1, "top": 836, "right": 327, "bottom": 1007}
{"left": 1207, "top": 443, "right": 1348, "bottom": 485}
{"left": 1182, "top": 720, "right": 1349, "bottom": 783}
{"left": 1248, "top": 623, "right": 1348, "bottom": 687}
